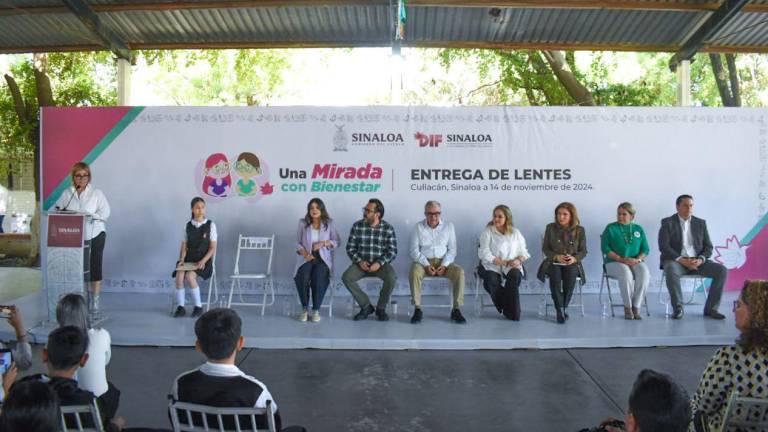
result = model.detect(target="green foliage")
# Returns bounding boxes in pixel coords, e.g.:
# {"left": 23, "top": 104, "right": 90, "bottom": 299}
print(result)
{"left": 140, "top": 49, "right": 291, "bottom": 106}
{"left": 0, "top": 52, "right": 117, "bottom": 181}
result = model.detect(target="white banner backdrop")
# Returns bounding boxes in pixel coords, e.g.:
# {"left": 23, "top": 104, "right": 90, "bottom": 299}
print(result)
{"left": 42, "top": 107, "right": 768, "bottom": 296}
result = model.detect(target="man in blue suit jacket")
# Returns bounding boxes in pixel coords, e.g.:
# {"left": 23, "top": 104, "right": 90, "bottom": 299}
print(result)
{"left": 658, "top": 194, "right": 727, "bottom": 320}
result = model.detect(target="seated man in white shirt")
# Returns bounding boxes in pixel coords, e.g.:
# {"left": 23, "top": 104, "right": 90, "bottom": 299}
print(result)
{"left": 171, "top": 308, "right": 305, "bottom": 432}
{"left": 408, "top": 201, "right": 466, "bottom": 324}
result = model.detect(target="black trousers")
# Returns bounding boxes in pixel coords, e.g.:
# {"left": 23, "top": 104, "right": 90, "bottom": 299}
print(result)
{"left": 546, "top": 264, "right": 578, "bottom": 309}
{"left": 85, "top": 231, "right": 106, "bottom": 282}
{"left": 478, "top": 265, "right": 523, "bottom": 320}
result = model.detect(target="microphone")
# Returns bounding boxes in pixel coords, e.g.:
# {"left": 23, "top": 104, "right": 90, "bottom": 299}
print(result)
{"left": 60, "top": 184, "right": 81, "bottom": 211}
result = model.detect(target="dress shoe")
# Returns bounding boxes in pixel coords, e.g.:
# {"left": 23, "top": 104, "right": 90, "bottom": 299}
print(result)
{"left": 410, "top": 307, "right": 423, "bottom": 324}
{"left": 624, "top": 307, "right": 634, "bottom": 320}
{"left": 191, "top": 306, "right": 204, "bottom": 318}
{"left": 450, "top": 308, "right": 467, "bottom": 324}
{"left": 704, "top": 310, "right": 726, "bottom": 320}
{"left": 556, "top": 308, "right": 565, "bottom": 324}
{"left": 173, "top": 306, "right": 186, "bottom": 318}
{"left": 672, "top": 308, "right": 684, "bottom": 320}
{"left": 353, "top": 304, "right": 375, "bottom": 321}
{"left": 375, "top": 308, "right": 389, "bottom": 321}
{"left": 564, "top": 310, "right": 570, "bottom": 321}
{"left": 632, "top": 307, "right": 642, "bottom": 320}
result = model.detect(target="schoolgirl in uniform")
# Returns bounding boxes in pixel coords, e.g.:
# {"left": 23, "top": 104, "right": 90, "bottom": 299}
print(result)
{"left": 173, "top": 197, "right": 217, "bottom": 317}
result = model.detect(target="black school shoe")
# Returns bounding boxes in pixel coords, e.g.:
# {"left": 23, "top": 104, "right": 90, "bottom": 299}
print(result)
{"left": 173, "top": 306, "right": 186, "bottom": 318}
{"left": 375, "top": 308, "right": 389, "bottom": 321}
{"left": 191, "top": 306, "right": 204, "bottom": 318}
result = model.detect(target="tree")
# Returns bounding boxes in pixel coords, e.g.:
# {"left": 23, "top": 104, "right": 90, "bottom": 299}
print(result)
{"left": 710, "top": 53, "right": 741, "bottom": 107}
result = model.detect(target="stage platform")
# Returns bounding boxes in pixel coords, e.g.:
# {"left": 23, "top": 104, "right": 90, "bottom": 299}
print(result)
{"left": 10, "top": 288, "right": 739, "bottom": 350}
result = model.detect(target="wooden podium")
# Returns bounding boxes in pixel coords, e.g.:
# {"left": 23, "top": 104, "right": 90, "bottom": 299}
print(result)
{"left": 44, "top": 212, "right": 92, "bottom": 322}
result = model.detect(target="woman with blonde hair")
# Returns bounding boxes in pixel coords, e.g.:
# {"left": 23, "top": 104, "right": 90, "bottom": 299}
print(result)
{"left": 537, "top": 202, "right": 587, "bottom": 324}
{"left": 54, "top": 161, "right": 111, "bottom": 314}
{"left": 601, "top": 202, "right": 650, "bottom": 320}
{"left": 692, "top": 279, "right": 768, "bottom": 431}
{"left": 477, "top": 205, "right": 530, "bottom": 321}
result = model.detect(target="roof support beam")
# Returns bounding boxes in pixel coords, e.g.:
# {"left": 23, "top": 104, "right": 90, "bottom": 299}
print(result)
{"left": 4, "top": 1, "right": 768, "bottom": 16}
{"left": 668, "top": 0, "right": 749, "bottom": 71}
{"left": 61, "top": 0, "right": 133, "bottom": 61}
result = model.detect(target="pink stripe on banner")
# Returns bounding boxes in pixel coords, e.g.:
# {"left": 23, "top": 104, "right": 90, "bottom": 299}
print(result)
{"left": 42, "top": 107, "right": 134, "bottom": 200}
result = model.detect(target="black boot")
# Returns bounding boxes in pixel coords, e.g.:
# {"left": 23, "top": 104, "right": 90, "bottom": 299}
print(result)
{"left": 555, "top": 308, "right": 565, "bottom": 324}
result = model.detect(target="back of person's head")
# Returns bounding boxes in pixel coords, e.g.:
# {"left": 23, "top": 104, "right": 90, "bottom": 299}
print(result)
{"left": 0, "top": 380, "right": 61, "bottom": 432}
{"left": 628, "top": 369, "right": 690, "bottom": 432}
{"left": 194, "top": 308, "right": 242, "bottom": 360}
{"left": 55, "top": 294, "right": 90, "bottom": 331}
{"left": 46, "top": 326, "right": 89, "bottom": 371}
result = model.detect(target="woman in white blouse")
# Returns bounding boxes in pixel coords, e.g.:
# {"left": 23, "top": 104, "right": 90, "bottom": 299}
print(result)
{"left": 477, "top": 205, "right": 530, "bottom": 321}
{"left": 56, "top": 294, "right": 118, "bottom": 404}
{"left": 54, "top": 162, "right": 111, "bottom": 314}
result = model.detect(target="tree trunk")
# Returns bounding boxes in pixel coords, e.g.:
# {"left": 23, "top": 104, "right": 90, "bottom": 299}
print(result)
{"left": 528, "top": 52, "right": 561, "bottom": 105}
{"left": 710, "top": 53, "right": 739, "bottom": 107}
{"left": 542, "top": 50, "right": 596, "bottom": 106}
{"left": 726, "top": 54, "right": 741, "bottom": 107}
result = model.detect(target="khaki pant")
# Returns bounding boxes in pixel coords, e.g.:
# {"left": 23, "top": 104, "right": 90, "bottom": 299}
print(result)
{"left": 409, "top": 258, "right": 465, "bottom": 308}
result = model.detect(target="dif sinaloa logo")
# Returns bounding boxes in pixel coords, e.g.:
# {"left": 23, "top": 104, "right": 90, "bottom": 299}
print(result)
{"left": 415, "top": 131, "right": 494, "bottom": 149}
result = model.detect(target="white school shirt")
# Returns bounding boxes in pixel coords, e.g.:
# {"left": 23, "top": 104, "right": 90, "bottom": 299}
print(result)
{"left": 678, "top": 216, "right": 697, "bottom": 258}
{"left": 409, "top": 220, "right": 457, "bottom": 267}
{"left": 76, "top": 328, "right": 111, "bottom": 397}
{"left": 54, "top": 184, "right": 110, "bottom": 240}
{"left": 183, "top": 219, "right": 218, "bottom": 242}
{"left": 478, "top": 225, "right": 531, "bottom": 275}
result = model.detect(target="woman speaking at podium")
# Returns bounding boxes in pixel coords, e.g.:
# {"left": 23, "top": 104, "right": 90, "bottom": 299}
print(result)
{"left": 55, "top": 161, "right": 111, "bottom": 315}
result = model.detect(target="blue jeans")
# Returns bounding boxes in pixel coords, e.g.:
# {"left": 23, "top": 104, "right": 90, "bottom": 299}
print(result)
{"left": 294, "top": 256, "right": 330, "bottom": 311}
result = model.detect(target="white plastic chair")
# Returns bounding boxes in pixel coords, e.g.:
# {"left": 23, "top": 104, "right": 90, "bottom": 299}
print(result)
{"left": 228, "top": 235, "right": 275, "bottom": 315}
{"left": 414, "top": 276, "right": 455, "bottom": 312}
{"left": 169, "top": 400, "right": 277, "bottom": 432}
{"left": 169, "top": 253, "right": 220, "bottom": 314}
{"left": 721, "top": 392, "right": 768, "bottom": 431}
{"left": 599, "top": 263, "right": 651, "bottom": 317}
{"left": 60, "top": 401, "right": 104, "bottom": 432}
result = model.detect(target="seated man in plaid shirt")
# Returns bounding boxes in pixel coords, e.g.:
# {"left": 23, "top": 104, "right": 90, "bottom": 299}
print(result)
{"left": 342, "top": 198, "right": 398, "bottom": 321}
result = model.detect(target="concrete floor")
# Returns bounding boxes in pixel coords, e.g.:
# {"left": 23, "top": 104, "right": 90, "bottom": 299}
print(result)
{"left": 19, "top": 344, "right": 719, "bottom": 431}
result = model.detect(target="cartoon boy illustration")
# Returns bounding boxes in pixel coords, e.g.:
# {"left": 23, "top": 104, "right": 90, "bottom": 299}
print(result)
{"left": 234, "top": 152, "right": 262, "bottom": 197}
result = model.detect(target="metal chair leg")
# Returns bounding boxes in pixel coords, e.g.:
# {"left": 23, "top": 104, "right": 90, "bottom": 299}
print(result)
{"left": 606, "top": 276, "right": 616, "bottom": 317}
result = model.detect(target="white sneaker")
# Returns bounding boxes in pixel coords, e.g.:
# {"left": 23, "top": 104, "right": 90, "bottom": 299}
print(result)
{"left": 311, "top": 310, "right": 321, "bottom": 322}
{"left": 297, "top": 310, "right": 308, "bottom": 322}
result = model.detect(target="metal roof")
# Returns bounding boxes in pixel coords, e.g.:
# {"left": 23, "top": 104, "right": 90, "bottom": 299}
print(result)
{"left": 1, "top": 0, "right": 768, "bottom": 54}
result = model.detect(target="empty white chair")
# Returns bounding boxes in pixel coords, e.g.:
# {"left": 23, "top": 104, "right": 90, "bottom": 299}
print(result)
{"left": 228, "top": 235, "right": 275, "bottom": 316}
{"left": 599, "top": 263, "right": 650, "bottom": 317}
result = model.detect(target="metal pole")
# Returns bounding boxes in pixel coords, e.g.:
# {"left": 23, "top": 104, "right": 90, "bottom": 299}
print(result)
{"left": 117, "top": 57, "right": 132, "bottom": 105}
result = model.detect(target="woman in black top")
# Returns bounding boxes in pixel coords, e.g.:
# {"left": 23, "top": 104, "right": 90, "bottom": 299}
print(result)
{"left": 174, "top": 197, "right": 217, "bottom": 318}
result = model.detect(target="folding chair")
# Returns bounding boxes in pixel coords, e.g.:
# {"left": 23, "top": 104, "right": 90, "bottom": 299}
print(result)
{"left": 658, "top": 272, "right": 708, "bottom": 314}
{"left": 169, "top": 400, "right": 277, "bottom": 432}
{"left": 599, "top": 263, "right": 651, "bottom": 317}
{"left": 721, "top": 392, "right": 768, "bottom": 431}
{"left": 169, "top": 253, "right": 220, "bottom": 315}
{"left": 228, "top": 235, "right": 275, "bottom": 316}
{"left": 60, "top": 401, "right": 104, "bottom": 432}
{"left": 412, "top": 276, "right": 455, "bottom": 312}
{"left": 473, "top": 265, "right": 526, "bottom": 316}
{"left": 292, "top": 253, "right": 338, "bottom": 318}
{"left": 343, "top": 277, "right": 399, "bottom": 316}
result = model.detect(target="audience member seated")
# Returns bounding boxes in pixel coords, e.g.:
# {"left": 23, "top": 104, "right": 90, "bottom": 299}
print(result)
{"left": 691, "top": 279, "right": 768, "bottom": 431}
{"left": 581, "top": 369, "right": 691, "bottom": 432}
{"left": 20, "top": 325, "right": 124, "bottom": 431}
{"left": 0, "top": 380, "right": 61, "bottom": 432}
{"left": 57, "top": 293, "right": 120, "bottom": 411}
{"left": 171, "top": 308, "right": 306, "bottom": 432}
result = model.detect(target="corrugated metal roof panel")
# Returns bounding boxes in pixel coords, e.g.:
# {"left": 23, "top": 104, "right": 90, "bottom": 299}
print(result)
{"left": 708, "top": 11, "right": 768, "bottom": 47}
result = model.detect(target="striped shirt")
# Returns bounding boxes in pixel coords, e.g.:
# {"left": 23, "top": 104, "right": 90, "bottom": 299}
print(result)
{"left": 346, "top": 219, "right": 398, "bottom": 265}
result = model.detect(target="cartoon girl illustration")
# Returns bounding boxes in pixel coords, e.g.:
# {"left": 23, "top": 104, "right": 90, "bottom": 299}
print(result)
{"left": 202, "top": 153, "right": 232, "bottom": 197}
{"left": 234, "top": 152, "right": 262, "bottom": 197}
